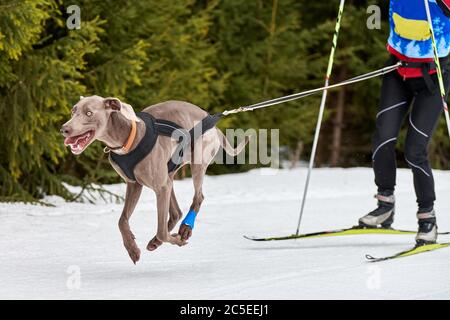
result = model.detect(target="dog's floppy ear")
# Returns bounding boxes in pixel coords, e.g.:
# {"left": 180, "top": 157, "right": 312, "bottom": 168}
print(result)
{"left": 104, "top": 97, "right": 122, "bottom": 111}
{"left": 104, "top": 97, "right": 140, "bottom": 122}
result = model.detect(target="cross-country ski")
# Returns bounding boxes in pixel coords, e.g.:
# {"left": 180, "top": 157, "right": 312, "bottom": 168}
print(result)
{"left": 244, "top": 227, "right": 450, "bottom": 242}
{"left": 366, "top": 243, "right": 450, "bottom": 262}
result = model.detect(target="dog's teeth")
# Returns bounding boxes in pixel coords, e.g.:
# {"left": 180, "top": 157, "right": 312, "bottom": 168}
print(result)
{"left": 67, "top": 131, "right": 93, "bottom": 154}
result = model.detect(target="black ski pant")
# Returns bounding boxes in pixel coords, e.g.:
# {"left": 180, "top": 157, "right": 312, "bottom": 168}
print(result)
{"left": 372, "top": 60, "right": 450, "bottom": 210}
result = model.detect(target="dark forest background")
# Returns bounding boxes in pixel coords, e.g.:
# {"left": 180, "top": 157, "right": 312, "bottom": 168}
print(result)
{"left": 1, "top": 0, "right": 449, "bottom": 202}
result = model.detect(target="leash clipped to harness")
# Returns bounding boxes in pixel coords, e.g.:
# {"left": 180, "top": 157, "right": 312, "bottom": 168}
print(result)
{"left": 166, "top": 113, "right": 223, "bottom": 173}
{"left": 106, "top": 63, "right": 400, "bottom": 182}
{"left": 106, "top": 58, "right": 402, "bottom": 182}
{"left": 398, "top": 58, "right": 448, "bottom": 93}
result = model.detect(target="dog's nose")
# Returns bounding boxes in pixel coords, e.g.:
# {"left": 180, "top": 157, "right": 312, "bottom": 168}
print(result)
{"left": 60, "top": 125, "right": 72, "bottom": 137}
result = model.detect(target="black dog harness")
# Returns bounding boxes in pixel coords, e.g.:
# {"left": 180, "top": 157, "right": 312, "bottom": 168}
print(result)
{"left": 109, "top": 112, "right": 221, "bottom": 181}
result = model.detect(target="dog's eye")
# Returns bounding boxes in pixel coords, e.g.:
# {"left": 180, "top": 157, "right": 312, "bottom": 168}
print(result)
{"left": 86, "top": 111, "right": 93, "bottom": 117}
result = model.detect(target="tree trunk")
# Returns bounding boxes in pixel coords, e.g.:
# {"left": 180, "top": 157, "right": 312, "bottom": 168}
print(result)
{"left": 290, "top": 141, "right": 303, "bottom": 169}
{"left": 329, "top": 67, "right": 347, "bottom": 167}
{"left": 263, "top": 0, "right": 278, "bottom": 95}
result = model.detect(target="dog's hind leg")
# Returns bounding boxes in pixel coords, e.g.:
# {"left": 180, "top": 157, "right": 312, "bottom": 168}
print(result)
{"left": 178, "top": 163, "right": 206, "bottom": 241}
{"left": 119, "top": 182, "right": 143, "bottom": 264}
{"left": 168, "top": 183, "right": 183, "bottom": 231}
{"left": 178, "top": 131, "right": 221, "bottom": 241}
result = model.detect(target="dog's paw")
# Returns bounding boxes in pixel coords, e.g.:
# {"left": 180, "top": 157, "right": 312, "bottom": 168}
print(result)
{"left": 170, "top": 233, "right": 188, "bottom": 247}
{"left": 146, "top": 236, "right": 163, "bottom": 251}
{"left": 125, "top": 244, "right": 141, "bottom": 264}
{"left": 178, "top": 224, "right": 193, "bottom": 241}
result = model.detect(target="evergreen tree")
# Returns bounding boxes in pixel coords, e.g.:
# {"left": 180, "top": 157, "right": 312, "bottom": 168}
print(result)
{"left": 0, "top": 0, "right": 225, "bottom": 201}
{"left": 0, "top": 0, "right": 103, "bottom": 201}
{"left": 209, "top": 0, "right": 321, "bottom": 170}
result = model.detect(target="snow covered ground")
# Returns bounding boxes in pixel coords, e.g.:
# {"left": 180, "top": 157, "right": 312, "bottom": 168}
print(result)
{"left": 1, "top": 167, "right": 450, "bottom": 299}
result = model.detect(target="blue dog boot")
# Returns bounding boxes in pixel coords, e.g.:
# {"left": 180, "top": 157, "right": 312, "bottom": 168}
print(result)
{"left": 181, "top": 209, "right": 197, "bottom": 230}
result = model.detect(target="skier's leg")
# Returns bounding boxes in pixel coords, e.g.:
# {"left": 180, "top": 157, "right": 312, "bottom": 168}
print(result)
{"left": 359, "top": 70, "right": 413, "bottom": 228}
{"left": 405, "top": 70, "right": 450, "bottom": 245}
{"left": 404, "top": 93, "right": 442, "bottom": 211}
{"left": 372, "top": 71, "right": 412, "bottom": 195}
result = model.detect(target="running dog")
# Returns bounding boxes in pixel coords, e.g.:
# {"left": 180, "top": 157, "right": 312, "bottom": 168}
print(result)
{"left": 61, "top": 96, "right": 248, "bottom": 263}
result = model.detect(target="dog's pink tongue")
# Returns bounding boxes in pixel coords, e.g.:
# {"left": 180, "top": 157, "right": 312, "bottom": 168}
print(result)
{"left": 64, "top": 136, "right": 76, "bottom": 145}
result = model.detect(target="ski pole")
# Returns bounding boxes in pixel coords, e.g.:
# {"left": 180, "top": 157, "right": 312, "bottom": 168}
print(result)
{"left": 295, "top": 0, "right": 346, "bottom": 236}
{"left": 424, "top": 0, "right": 450, "bottom": 137}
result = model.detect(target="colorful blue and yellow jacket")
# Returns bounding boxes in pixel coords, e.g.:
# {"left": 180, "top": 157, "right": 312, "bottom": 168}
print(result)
{"left": 388, "top": 0, "right": 450, "bottom": 59}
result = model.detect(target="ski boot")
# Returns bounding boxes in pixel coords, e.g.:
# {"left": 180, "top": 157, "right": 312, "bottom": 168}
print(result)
{"left": 415, "top": 209, "right": 437, "bottom": 246}
{"left": 358, "top": 193, "right": 395, "bottom": 229}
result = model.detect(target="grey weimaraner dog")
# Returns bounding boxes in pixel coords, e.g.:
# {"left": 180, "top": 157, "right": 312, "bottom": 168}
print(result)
{"left": 61, "top": 96, "right": 248, "bottom": 263}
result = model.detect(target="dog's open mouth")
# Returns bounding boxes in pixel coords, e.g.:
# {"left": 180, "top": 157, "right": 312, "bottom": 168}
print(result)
{"left": 64, "top": 130, "right": 95, "bottom": 154}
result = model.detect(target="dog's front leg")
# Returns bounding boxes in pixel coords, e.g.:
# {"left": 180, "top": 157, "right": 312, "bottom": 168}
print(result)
{"left": 147, "top": 180, "right": 187, "bottom": 251}
{"left": 119, "top": 182, "right": 143, "bottom": 264}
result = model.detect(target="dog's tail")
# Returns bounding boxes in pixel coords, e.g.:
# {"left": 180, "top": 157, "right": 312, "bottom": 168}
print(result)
{"left": 217, "top": 129, "right": 250, "bottom": 156}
